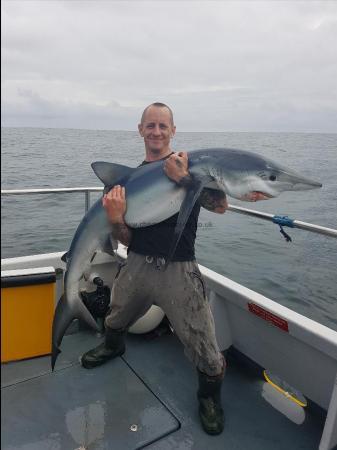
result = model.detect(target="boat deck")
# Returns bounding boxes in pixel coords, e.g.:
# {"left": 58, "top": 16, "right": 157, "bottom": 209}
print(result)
{"left": 1, "top": 329, "right": 327, "bottom": 450}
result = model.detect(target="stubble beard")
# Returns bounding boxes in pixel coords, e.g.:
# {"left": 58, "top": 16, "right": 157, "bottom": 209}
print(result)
{"left": 148, "top": 147, "right": 161, "bottom": 155}
{"left": 146, "top": 141, "right": 170, "bottom": 157}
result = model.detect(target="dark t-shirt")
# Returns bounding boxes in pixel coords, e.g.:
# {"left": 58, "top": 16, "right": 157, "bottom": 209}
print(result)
{"left": 128, "top": 153, "right": 201, "bottom": 261}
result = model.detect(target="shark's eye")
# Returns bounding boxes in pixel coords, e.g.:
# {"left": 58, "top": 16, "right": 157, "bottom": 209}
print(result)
{"left": 269, "top": 175, "right": 277, "bottom": 181}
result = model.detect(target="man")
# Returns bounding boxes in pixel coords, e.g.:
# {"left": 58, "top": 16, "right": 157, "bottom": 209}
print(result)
{"left": 81, "top": 102, "right": 228, "bottom": 435}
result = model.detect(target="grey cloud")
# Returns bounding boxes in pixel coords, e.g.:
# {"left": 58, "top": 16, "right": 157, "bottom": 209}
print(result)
{"left": 2, "top": 88, "right": 138, "bottom": 129}
{"left": 2, "top": 1, "right": 337, "bottom": 132}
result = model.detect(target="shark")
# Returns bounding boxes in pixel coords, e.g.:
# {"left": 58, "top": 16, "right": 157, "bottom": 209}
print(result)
{"left": 51, "top": 148, "right": 322, "bottom": 370}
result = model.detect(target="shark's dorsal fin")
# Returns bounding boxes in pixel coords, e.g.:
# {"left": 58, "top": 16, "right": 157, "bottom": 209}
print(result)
{"left": 166, "top": 177, "right": 209, "bottom": 264}
{"left": 91, "top": 161, "right": 135, "bottom": 186}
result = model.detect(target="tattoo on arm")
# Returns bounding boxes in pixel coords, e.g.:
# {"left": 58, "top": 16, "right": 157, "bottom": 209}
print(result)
{"left": 199, "top": 188, "right": 227, "bottom": 212}
{"left": 111, "top": 222, "right": 132, "bottom": 246}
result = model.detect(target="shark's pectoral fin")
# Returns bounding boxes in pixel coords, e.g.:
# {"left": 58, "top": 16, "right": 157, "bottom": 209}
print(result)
{"left": 91, "top": 161, "right": 135, "bottom": 187}
{"left": 167, "top": 177, "right": 208, "bottom": 264}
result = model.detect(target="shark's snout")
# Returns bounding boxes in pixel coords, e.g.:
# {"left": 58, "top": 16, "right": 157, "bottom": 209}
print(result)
{"left": 289, "top": 173, "right": 322, "bottom": 191}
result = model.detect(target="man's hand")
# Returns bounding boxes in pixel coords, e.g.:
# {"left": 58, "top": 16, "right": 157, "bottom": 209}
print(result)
{"left": 102, "top": 185, "right": 127, "bottom": 224}
{"left": 102, "top": 185, "right": 132, "bottom": 246}
{"left": 163, "top": 152, "right": 189, "bottom": 184}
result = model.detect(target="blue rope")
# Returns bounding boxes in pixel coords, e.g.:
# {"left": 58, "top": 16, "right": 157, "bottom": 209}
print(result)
{"left": 272, "top": 215, "right": 295, "bottom": 228}
{"left": 272, "top": 215, "right": 295, "bottom": 242}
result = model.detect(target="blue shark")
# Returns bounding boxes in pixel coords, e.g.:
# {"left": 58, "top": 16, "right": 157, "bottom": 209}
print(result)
{"left": 51, "top": 148, "right": 322, "bottom": 369}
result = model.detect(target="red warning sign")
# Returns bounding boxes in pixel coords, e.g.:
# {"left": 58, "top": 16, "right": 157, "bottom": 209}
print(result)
{"left": 248, "top": 303, "right": 289, "bottom": 332}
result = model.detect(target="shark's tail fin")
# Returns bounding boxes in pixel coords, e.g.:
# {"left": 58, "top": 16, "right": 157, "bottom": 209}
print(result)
{"left": 51, "top": 294, "right": 73, "bottom": 371}
{"left": 51, "top": 294, "right": 99, "bottom": 371}
{"left": 51, "top": 345, "right": 61, "bottom": 372}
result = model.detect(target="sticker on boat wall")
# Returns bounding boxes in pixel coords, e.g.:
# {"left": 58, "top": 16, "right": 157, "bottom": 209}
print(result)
{"left": 263, "top": 370, "right": 308, "bottom": 407}
{"left": 248, "top": 303, "right": 289, "bottom": 332}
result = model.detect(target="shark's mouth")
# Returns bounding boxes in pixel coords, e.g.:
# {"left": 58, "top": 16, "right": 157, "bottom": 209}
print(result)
{"left": 240, "top": 191, "right": 274, "bottom": 201}
{"left": 256, "top": 191, "right": 274, "bottom": 199}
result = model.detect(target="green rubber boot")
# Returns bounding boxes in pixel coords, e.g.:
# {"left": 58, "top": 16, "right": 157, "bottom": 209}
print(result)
{"left": 197, "top": 369, "right": 225, "bottom": 435}
{"left": 80, "top": 327, "right": 126, "bottom": 369}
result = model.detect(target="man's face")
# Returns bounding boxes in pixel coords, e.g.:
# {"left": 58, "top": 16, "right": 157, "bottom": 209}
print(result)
{"left": 138, "top": 106, "right": 176, "bottom": 154}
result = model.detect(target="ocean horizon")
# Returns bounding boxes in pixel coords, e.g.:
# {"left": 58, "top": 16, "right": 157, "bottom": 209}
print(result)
{"left": 1, "top": 127, "right": 337, "bottom": 331}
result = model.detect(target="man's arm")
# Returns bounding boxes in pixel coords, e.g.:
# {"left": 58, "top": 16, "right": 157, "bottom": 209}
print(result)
{"left": 199, "top": 188, "right": 228, "bottom": 214}
{"left": 110, "top": 222, "right": 132, "bottom": 247}
{"left": 103, "top": 185, "right": 132, "bottom": 246}
{"left": 164, "top": 152, "right": 228, "bottom": 214}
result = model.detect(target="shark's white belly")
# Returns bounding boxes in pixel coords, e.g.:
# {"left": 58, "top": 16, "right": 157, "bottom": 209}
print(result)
{"left": 124, "top": 180, "right": 186, "bottom": 228}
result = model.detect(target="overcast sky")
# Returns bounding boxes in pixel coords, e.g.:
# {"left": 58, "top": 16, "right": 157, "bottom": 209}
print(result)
{"left": 2, "top": 1, "right": 337, "bottom": 132}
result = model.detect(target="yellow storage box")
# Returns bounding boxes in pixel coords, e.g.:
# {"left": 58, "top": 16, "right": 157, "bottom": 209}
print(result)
{"left": 1, "top": 267, "right": 56, "bottom": 363}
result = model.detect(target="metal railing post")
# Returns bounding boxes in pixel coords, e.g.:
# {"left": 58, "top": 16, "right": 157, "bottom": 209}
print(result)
{"left": 85, "top": 191, "right": 90, "bottom": 213}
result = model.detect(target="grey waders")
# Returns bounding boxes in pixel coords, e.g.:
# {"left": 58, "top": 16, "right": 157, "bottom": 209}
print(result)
{"left": 80, "top": 327, "right": 126, "bottom": 369}
{"left": 197, "top": 369, "right": 225, "bottom": 435}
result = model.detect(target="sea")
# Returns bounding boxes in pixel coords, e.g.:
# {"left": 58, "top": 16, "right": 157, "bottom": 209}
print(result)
{"left": 1, "top": 127, "right": 337, "bottom": 331}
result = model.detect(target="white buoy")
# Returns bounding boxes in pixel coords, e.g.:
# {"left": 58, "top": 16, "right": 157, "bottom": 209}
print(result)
{"left": 128, "top": 305, "right": 165, "bottom": 334}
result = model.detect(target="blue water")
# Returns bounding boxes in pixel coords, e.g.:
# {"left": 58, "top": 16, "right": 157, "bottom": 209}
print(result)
{"left": 1, "top": 127, "right": 337, "bottom": 330}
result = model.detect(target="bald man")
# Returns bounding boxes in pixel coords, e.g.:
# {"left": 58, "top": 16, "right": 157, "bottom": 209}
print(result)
{"left": 81, "top": 102, "right": 228, "bottom": 435}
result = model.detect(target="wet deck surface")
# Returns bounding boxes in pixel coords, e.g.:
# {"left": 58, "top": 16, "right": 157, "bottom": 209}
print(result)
{"left": 1, "top": 330, "right": 326, "bottom": 450}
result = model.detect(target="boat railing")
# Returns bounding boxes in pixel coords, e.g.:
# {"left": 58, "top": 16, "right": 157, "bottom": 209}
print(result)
{"left": 1, "top": 187, "right": 337, "bottom": 239}
{"left": 1, "top": 187, "right": 102, "bottom": 215}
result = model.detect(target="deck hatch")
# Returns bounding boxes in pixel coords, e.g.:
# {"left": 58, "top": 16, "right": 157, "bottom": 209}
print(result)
{"left": 1, "top": 359, "right": 179, "bottom": 450}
